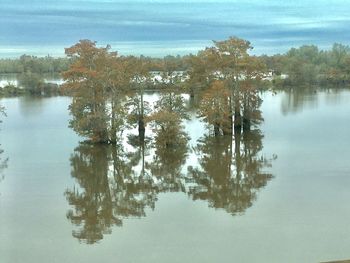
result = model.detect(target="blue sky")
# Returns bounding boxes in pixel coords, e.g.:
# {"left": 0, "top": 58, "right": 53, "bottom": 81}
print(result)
{"left": 1, "top": 0, "right": 350, "bottom": 57}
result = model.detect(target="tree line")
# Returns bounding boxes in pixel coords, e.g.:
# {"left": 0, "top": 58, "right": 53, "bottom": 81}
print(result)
{"left": 2, "top": 42, "right": 350, "bottom": 90}
{"left": 262, "top": 43, "right": 350, "bottom": 86}
{"left": 0, "top": 55, "right": 70, "bottom": 74}
{"left": 0, "top": 55, "right": 70, "bottom": 96}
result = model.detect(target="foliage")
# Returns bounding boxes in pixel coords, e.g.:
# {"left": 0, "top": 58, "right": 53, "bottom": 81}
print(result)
{"left": 198, "top": 80, "right": 231, "bottom": 135}
{"left": 148, "top": 91, "right": 189, "bottom": 147}
{"left": 188, "top": 36, "right": 266, "bottom": 135}
{"left": 62, "top": 40, "right": 129, "bottom": 143}
{"left": 17, "top": 72, "right": 44, "bottom": 95}
{"left": 265, "top": 43, "right": 350, "bottom": 86}
{"left": 0, "top": 55, "right": 70, "bottom": 74}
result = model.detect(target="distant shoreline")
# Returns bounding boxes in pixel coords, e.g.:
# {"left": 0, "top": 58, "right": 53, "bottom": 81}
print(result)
{"left": 0, "top": 41, "right": 340, "bottom": 59}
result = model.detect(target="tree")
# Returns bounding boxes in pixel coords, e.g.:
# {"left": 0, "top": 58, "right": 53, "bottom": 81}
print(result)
{"left": 125, "top": 56, "right": 153, "bottom": 140}
{"left": 18, "top": 72, "right": 44, "bottom": 95}
{"left": 198, "top": 80, "right": 231, "bottom": 136}
{"left": 188, "top": 36, "right": 266, "bottom": 135}
{"left": 210, "top": 37, "right": 266, "bottom": 132}
{"left": 186, "top": 49, "right": 217, "bottom": 98}
{"left": 62, "top": 40, "right": 128, "bottom": 143}
{"left": 148, "top": 91, "right": 189, "bottom": 147}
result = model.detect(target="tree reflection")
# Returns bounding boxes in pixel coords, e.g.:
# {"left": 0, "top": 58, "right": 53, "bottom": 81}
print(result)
{"left": 148, "top": 128, "right": 189, "bottom": 193}
{"left": 65, "top": 142, "right": 158, "bottom": 244}
{"left": 188, "top": 129, "right": 276, "bottom": 215}
{"left": 66, "top": 127, "right": 275, "bottom": 243}
{"left": 0, "top": 148, "right": 8, "bottom": 185}
{"left": 280, "top": 87, "right": 319, "bottom": 115}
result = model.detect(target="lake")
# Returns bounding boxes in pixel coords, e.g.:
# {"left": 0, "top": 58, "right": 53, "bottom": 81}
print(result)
{"left": 1, "top": 89, "right": 350, "bottom": 262}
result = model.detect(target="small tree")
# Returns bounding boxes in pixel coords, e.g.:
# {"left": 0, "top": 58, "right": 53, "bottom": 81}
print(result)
{"left": 125, "top": 56, "right": 152, "bottom": 139}
{"left": 18, "top": 72, "right": 44, "bottom": 95}
{"left": 149, "top": 92, "right": 189, "bottom": 148}
{"left": 199, "top": 80, "right": 231, "bottom": 136}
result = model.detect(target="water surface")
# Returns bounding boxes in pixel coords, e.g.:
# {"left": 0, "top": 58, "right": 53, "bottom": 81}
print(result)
{"left": 1, "top": 90, "right": 350, "bottom": 262}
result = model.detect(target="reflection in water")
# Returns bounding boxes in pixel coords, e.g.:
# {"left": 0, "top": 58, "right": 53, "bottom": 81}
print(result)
{"left": 188, "top": 129, "right": 275, "bottom": 215}
{"left": 19, "top": 96, "right": 45, "bottom": 117}
{"left": 0, "top": 149, "right": 8, "bottom": 184}
{"left": 149, "top": 128, "right": 189, "bottom": 193}
{"left": 65, "top": 143, "right": 158, "bottom": 244}
{"left": 66, "top": 128, "right": 275, "bottom": 243}
{"left": 280, "top": 88, "right": 319, "bottom": 115}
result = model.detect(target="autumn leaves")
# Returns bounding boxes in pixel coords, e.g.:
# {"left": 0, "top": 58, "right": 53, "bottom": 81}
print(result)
{"left": 62, "top": 37, "right": 266, "bottom": 144}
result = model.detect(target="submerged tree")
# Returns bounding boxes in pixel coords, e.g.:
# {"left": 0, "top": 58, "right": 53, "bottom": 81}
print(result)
{"left": 186, "top": 48, "right": 217, "bottom": 98}
{"left": 125, "top": 56, "right": 153, "bottom": 140}
{"left": 198, "top": 80, "right": 231, "bottom": 136}
{"left": 148, "top": 91, "right": 189, "bottom": 147}
{"left": 145, "top": 90, "right": 190, "bottom": 193}
{"left": 62, "top": 40, "right": 129, "bottom": 143}
{"left": 189, "top": 36, "right": 266, "bottom": 135}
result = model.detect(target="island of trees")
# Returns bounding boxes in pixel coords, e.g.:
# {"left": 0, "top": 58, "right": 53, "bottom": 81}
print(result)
{"left": 1, "top": 36, "right": 350, "bottom": 144}
{"left": 57, "top": 37, "right": 266, "bottom": 143}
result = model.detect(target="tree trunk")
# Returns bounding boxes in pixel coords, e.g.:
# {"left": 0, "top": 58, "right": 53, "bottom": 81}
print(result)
{"left": 110, "top": 100, "right": 117, "bottom": 144}
{"left": 93, "top": 102, "right": 109, "bottom": 144}
{"left": 243, "top": 117, "right": 251, "bottom": 131}
{"left": 190, "top": 86, "right": 195, "bottom": 99}
{"left": 234, "top": 107, "right": 242, "bottom": 131}
{"left": 138, "top": 89, "right": 146, "bottom": 140}
{"left": 138, "top": 117, "right": 145, "bottom": 141}
{"left": 214, "top": 123, "right": 220, "bottom": 136}
{"left": 223, "top": 115, "right": 233, "bottom": 136}
{"left": 95, "top": 129, "right": 109, "bottom": 144}
{"left": 224, "top": 95, "right": 233, "bottom": 136}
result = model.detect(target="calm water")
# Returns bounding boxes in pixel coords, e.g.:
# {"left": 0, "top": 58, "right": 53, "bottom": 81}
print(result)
{"left": 1, "top": 90, "right": 350, "bottom": 262}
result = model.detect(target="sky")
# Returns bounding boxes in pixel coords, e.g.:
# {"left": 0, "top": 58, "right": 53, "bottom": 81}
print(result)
{"left": 1, "top": 0, "right": 350, "bottom": 57}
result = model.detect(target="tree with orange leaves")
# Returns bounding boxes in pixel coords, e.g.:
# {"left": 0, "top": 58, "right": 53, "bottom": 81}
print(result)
{"left": 189, "top": 37, "right": 266, "bottom": 135}
{"left": 199, "top": 80, "right": 231, "bottom": 136}
{"left": 62, "top": 40, "right": 129, "bottom": 143}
